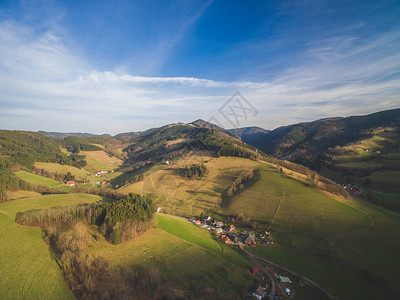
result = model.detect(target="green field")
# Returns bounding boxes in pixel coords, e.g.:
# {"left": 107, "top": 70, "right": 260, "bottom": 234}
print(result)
{"left": 119, "top": 155, "right": 400, "bottom": 299}
{"left": 0, "top": 193, "right": 103, "bottom": 300}
{"left": 224, "top": 164, "right": 370, "bottom": 234}
{"left": 81, "top": 150, "right": 122, "bottom": 172}
{"left": 119, "top": 156, "right": 258, "bottom": 216}
{"left": 15, "top": 171, "right": 63, "bottom": 187}
{"left": 247, "top": 194, "right": 400, "bottom": 299}
{"left": 34, "top": 162, "right": 90, "bottom": 181}
{"left": 90, "top": 213, "right": 252, "bottom": 298}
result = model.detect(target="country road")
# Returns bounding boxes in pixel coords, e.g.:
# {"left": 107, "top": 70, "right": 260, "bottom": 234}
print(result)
{"left": 241, "top": 248, "right": 336, "bottom": 300}
{"left": 241, "top": 244, "right": 276, "bottom": 300}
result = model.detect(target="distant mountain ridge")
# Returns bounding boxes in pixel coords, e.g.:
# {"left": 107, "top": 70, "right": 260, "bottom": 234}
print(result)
{"left": 247, "top": 108, "right": 400, "bottom": 159}
{"left": 39, "top": 131, "right": 111, "bottom": 139}
{"left": 228, "top": 126, "right": 270, "bottom": 145}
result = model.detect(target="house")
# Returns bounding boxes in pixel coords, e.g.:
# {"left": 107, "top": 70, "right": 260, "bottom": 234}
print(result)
{"left": 252, "top": 267, "right": 260, "bottom": 275}
{"left": 155, "top": 206, "right": 162, "bottom": 212}
{"left": 214, "top": 228, "right": 223, "bottom": 234}
{"left": 66, "top": 181, "right": 75, "bottom": 187}
{"left": 247, "top": 285, "right": 266, "bottom": 300}
{"left": 194, "top": 220, "right": 201, "bottom": 225}
{"left": 241, "top": 233, "right": 256, "bottom": 245}
{"left": 204, "top": 216, "right": 211, "bottom": 222}
{"left": 165, "top": 160, "right": 170, "bottom": 165}
{"left": 258, "top": 280, "right": 269, "bottom": 290}
{"left": 228, "top": 224, "right": 235, "bottom": 232}
{"left": 279, "top": 275, "right": 292, "bottom": 283}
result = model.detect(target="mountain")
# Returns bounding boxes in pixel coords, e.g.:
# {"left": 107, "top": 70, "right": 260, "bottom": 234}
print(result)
{"left": 189, "top": 119, "right": 241, "bottom": 139}
{"left": 228, "top": 126, "right": 270, "bottom": 145}
{"left": 39, "top": 131, "right": 111, "bottom": 139}
{"left": 114, "top": 131, "right": 142, "bottom": 141}
{"left": 120, "top": 122, "right": 262, "bottom": 174}
{"left": 250, "top": 108, "right": 400, "bottom": 159}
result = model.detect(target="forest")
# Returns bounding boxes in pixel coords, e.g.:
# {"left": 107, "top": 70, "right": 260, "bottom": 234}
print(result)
{"left": 16, "top": 192, "right": 155, "bottom": 244}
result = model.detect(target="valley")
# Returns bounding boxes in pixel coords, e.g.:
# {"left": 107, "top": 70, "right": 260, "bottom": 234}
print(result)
{"left": 0, "top": 110, "right": 399, "bottom": 299}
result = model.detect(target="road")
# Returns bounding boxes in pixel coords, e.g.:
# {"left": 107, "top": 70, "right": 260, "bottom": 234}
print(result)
{"left": 241, "top": 247, "right": 336, "bottom": 300}
{"left": 241, "top": 244, "right": 276, "bottom": 300}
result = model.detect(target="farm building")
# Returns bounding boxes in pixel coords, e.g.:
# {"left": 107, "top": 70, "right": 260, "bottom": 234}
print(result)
{"left": 66, "top": 181, "right": 75, "bottom": 187}
{"left": 279, "top": 275, "right": 292, "bottom": 283}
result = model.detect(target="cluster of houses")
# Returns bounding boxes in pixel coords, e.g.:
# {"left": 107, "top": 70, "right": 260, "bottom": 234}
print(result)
{"left": 190, "top": 216, "right": 274, "bottom": 247}
{"left": 247, "top": 273, "right": 294, "bottom": 299}
{"left": 94, "top": 170, "right": 108, "bottom": 177}
{"left": 341, "top": 183, "right": 361, "bottom": 195}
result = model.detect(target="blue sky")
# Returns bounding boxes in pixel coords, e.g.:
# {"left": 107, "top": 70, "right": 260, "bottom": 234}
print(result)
{"left": 0, "top": 0, "right": 399, "bottom": 134}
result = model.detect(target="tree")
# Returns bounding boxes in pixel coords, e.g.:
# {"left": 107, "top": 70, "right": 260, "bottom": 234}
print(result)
{"left": 65, "top": 172, "right": 75, "bottom": 181}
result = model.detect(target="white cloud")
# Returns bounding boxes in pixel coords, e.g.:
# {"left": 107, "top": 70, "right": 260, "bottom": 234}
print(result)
{"left": 0, "top": 21, "right": 399, "bottom": 134}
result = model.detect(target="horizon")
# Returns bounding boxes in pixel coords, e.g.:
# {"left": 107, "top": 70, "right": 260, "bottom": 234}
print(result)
{"left": 1, "top": 0, "right": 399, "bottom": 135}
{"left": 2, "top": 106, "right": 399, "bottom": 136}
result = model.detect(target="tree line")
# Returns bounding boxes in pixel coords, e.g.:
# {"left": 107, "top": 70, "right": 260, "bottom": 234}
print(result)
{"left": 183, "top": 164, "right": 207, "bottom": 179}
{"left": 226, "top": 169, "right": 255, "bottom": 196}
{"left": 0, "top": 158, "right": 31, "bottom": 202}
{"left": 16, "top": 192, "right": 155, "bottom": 244}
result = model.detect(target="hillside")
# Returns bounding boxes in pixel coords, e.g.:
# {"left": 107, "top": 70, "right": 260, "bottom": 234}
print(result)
{"left": 0, "top": 193, "right": 103, "bottom": 300}
{"left": 118, "top": 155, "right": 400, "bottom": 299}
{"left": 1, "top": 118, "right": 399, "bottom": 299}
{"left": 251, "top": 108, "right": 400, "bottom": 160}
{"left": 38, "top": 131, "right": 111, "bottom": 139}
{"left": 229, "top": 126, "right": 270, "bottom": 145}
{"left": 239, "top": 108, "right": 400, "bottom": 211}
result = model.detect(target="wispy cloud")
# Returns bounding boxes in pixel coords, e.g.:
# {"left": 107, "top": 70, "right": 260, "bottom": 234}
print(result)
{"left": 0, "top": 17, "right": 399, "bottom": 134}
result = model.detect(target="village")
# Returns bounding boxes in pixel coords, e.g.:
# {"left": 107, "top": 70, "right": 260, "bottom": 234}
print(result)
{"left": 187, "top": 214, "right": 297, "bottom": 299}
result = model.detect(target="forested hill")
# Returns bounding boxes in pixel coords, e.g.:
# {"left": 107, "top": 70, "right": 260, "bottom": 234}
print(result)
{"left": 228, "top": 126, "right": 270, "bottom": 145}
{"left": 0, "top": 130, "right": 84, "bottom": 169}
{"left": 121, "top": 122, "right": 264, "bottom": 171}
{"left": 38, "top": 131, "right": 110, "bottom": 139}
{"left": 249, "top": 108, "right": 400, "bottom": 159}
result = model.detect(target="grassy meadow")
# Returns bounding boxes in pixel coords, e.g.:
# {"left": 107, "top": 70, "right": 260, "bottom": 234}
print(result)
{"left": 89, "top": 213, "right": 252, "bottom": 298}
{"left": 34, "top": 162, "right": 90, "bottom": 181}
{"left": 0, "top": 193, "right": 103, "bottom": 300}
{"left": 324, "top": 126, "right": 400, "bottom": 211}
{"left": 81, "top": 150, "right": 122, "bottom": 171}
{"left": 118, "top": 155, "right": 399, "bottom": 299}
{"left": 119, "top": 156, "right": 258, "bottom": 216}
{"left": 15, "top": 171, "right": 62, "bottom": 187}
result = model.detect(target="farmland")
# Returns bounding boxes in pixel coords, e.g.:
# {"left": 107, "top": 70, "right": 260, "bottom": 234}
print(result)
{"left": 81, "top": 150, "right": 122, "bottom": 171}
{"left": 34, "top": 162, "right": 90, "bottom": 181}
{"left": 0, "top": 193, "right": 103, "bottom": 300}
{"left": 118, "top": 156, "right": 258, "bottom": 216}
{"left": 118, "top": 155, "right": 400, "bottom": 299}
{"left": 324, "top": 127, "right": 400, "bottom": 211}
{"left": 89, "top": 213, "right": 252, "bottom": 299}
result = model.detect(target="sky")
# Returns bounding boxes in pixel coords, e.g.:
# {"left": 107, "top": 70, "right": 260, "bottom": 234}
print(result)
{"left": 0, "top": 0, "right": 399, "bottom": 134}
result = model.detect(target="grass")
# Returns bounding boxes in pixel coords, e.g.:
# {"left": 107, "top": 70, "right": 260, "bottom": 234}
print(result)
{"left": 116, "top": 155, "right": 400, "bottom": 299}
{"left": 15, "top": 171, "right": 63, "bottom": 187}
{"left": 119, "top": 156, "right": 258, "bottom": 217}
{"left": 7, "top": 190, "right": 41, "bottom": 200}
{"left": 34, "top": 162, "right": 90, "bottom": 181}
{"left": 0, "top": 193, "right": 103, "bottom": 300}
{"left": 367, "top": 170, "right": 400, "bottom": 186}
{"left": 224, "top": 164, "right": 370, "bottom": 233}
{"left": 81, "top": 150, "right": 122, "bottom": 171}
{"left": 248, "top": 194, "right": 400, "bottom": 299}
{"left": 89, "top": 213, "right": 252, "bottom": 298}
